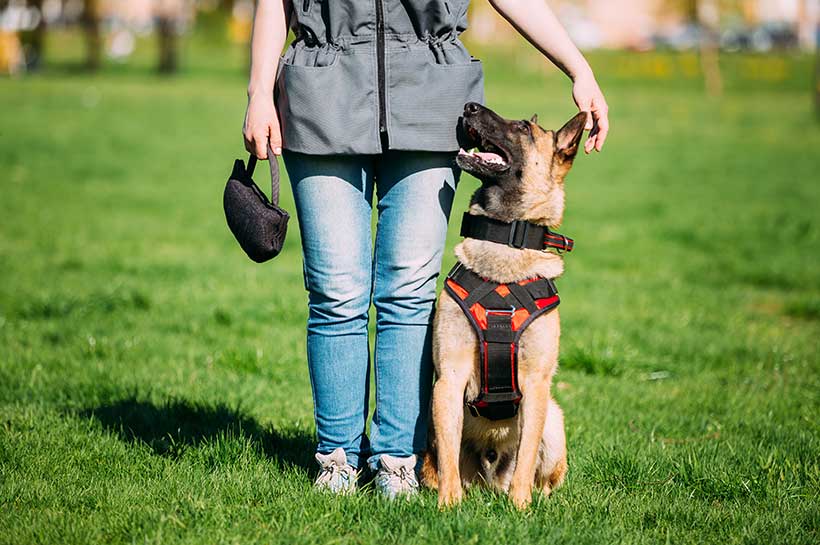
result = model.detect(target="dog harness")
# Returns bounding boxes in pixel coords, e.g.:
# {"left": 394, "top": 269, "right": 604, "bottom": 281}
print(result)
{"left": 444, "top": 213, "right": 574, "bottom": 421}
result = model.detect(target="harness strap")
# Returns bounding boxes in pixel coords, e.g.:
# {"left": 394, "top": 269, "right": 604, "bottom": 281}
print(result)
{"left": 444, "top": 262, "right": 561, "bottom": 421}
{"left": 506, "top": 282, "right": 538, "bottom": 314}
{"left": 460, "top": 212, "right": 574, "bottom": 253}
{"left": 463, "top": 281, "right": 498, "bottom": 308}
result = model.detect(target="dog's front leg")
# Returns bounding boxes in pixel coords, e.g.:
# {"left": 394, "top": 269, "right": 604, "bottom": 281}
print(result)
{"left": 508, "top": 376, "right": 550, "bottom": 510}
{"left": 432, "top": 373, "right": 468, "bottom": 508}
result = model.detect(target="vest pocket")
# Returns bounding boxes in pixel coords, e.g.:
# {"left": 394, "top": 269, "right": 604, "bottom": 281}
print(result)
{"left": 387, "top": 48, "right": 484, "bottom": 151}
{"left": 276, "top": 52, "right": 379, "bottom": 154}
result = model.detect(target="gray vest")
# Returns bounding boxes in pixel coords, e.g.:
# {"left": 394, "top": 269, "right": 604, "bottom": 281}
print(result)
{"left": 275, "top": 0, "right": 485, "bottom": 154}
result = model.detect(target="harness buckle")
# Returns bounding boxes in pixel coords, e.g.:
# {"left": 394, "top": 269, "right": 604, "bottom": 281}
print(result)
{"left": 554, "top": 234, "right": 569, "bottom": 254}
{"left": 486, "top": 306, "right": 516, "bottom": 316}
{"left": 507, "top": 220, "right": 529, "bottom": 249}
{"left": 543, "top": 229, "right": 570, "bottom": 254}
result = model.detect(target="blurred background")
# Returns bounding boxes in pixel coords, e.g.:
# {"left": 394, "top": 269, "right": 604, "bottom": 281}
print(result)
{"left": 1, "top": 1, "right": 818, "bottom": 83}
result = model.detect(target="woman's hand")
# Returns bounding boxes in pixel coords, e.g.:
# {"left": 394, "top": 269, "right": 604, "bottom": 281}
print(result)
{"left": 489, "top": 0, "right": 610, "bottom": 153}
{"left": 572, "top": 72, "right": 609, "bottom": 154}
{"left": 243, "top": 94, "right": 282, "bottom": 160}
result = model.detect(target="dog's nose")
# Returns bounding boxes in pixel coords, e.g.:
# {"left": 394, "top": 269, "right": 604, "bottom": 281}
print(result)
{"left": 464, "top": 102, "right": 481, "bottom": 116}
{"left": 485, "top": 449, "right": 498, "bottom": 464}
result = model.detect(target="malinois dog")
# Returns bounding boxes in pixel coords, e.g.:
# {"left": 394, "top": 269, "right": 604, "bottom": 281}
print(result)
{"left": 421, "top": 102, "right": 587, "bottom": 510}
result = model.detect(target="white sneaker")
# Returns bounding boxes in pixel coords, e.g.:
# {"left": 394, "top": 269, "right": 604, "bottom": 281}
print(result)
{"left": 314, "top": 447, "right": 357, "bottom": 495}
{"left": 374, "top": 454, "right": 419, "bottom": 499}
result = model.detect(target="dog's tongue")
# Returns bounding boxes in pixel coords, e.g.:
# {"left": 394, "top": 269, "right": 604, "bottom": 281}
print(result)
{"left": 475, "top": 150, "right": 502, "bottom": 162}
{"left": 458, "top": 148, "right": 504, "bottom": 163}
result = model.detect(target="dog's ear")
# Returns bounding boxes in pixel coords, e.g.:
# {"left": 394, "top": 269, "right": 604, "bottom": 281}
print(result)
{"left": 530, "top": 114, "right": 538, "bottom": 124}
{"left": 555, "top": 112, "right": 588, "bottom": 161}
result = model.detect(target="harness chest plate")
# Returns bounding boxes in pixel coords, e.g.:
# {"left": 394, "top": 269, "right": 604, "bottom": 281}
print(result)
{"left": 443, "top": 262, "right": 561, "bottom": 421}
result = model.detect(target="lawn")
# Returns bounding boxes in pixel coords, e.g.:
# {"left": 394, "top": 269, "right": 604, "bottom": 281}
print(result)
{"left": 1, "top": 31, "right": 819, "bottom": 544}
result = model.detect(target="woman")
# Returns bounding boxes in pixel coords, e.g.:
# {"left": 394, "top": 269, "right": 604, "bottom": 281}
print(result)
{"left": 243, "top": 0, "right": 608, "bottom": 498}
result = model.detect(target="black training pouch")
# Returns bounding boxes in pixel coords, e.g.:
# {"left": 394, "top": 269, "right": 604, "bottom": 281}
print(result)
{"left": 223, "top": 154, "right": 290, "bottom": 263}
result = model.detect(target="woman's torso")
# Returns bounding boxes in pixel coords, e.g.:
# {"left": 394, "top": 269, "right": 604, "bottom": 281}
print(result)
{"left": 276, "top": 0, "right": 485, "bottom": 154}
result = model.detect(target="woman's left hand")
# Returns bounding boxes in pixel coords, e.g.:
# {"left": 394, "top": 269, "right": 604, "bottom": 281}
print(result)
{"left": 572, "top": 73, "right": 609, "bottom": 153}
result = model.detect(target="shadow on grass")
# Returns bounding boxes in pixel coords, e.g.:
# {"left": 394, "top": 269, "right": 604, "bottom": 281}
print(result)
{"left": 80, "top": 397, "right": 314, "bottom": 471}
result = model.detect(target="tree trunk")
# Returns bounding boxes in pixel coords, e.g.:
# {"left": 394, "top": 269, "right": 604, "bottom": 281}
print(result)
{"left": 27, "top": 0, "right": 46, "bottom": 70}
{"left": 157, "top": 17, "right": 177, "bottom": 74}
{"left": 82, "top": 0, "right": 101, "bottom": 71}
{"left": 698, "top": 0, "right": 722, "bottom": 97}
{"left": 815, "top": 21, "right": 819, "bottom": 120}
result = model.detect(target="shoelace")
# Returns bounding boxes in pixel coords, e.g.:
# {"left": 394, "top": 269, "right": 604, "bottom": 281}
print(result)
{"left": 315, "top": 462, "right": 353, "bottom": 486}
{"left": 378, "top": 465, "right": 418, "bottom": 489}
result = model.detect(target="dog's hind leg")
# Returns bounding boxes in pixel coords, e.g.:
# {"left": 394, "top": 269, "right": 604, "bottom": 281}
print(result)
{"left": 420, "top": 448, "right": 439, "bottom": 489}
{"left": 535, "top": 397, "right": 567, "bottom": 496}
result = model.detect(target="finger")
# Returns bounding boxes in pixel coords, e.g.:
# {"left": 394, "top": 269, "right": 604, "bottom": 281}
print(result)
{"left": 253, "top": 131, "right": 269, "bottom": 160}
{"left": 575, "top": 96, "right": 593, "bottom": 130}
{"left": 584, "top": 135, "right": 595, "bottom": 154}
{"left": 584, "top": 117, "right": 599, "bottom": 154}
{"left": 585, "top": 111, "right": 594, "bottom": 131}
{"left": 593, "top": 110, "right": 609, "bottom": 152}
{"left": 595, "top": 122, "right": 609, "bottom": 152}
{"left": 577, "top": 107, "right": 593, "bottom": 131}
{"left": 243, "top": 127, "right": 254, "bottom": 154}
{"left": 268, "top": 123, "right": 283, "bottom": 156}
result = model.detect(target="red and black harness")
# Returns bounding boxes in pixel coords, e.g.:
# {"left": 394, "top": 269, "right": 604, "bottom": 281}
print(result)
{"left": 443, "top": 213, "right": 574, "bottom": 421}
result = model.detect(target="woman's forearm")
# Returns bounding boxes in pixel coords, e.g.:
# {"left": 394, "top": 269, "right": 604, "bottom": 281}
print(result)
{"left": 489, "top": 0, "right": 609, "bottom": 152}
{"left": 489, "top": 0, "right": 592, "bottom": 81}
{"left": 244, "top": 0, "right": 290, "bottom": 158}
{"left": 247, "top": 0, "right": 290, "bottom": 98}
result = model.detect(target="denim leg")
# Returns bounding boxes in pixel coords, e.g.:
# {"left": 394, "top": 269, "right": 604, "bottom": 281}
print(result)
{"left": 283, "top": 150, "right": 375, "bottom": 469}
{"left": 368, "top": 151, "right": 459, "bottom": 468}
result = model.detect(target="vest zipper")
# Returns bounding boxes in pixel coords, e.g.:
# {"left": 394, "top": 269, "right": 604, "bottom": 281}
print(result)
{"left": 375, "top": 0, "right": 387, "bottom": 135}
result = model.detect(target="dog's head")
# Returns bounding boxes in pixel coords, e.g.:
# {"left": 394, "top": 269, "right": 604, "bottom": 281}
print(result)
{"left": 457, "top": 102, "right": 587, "bottom": 228}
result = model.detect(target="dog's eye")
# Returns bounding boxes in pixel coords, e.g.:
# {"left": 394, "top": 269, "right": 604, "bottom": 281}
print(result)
{"left": 517, "top": 121, "right": 530, "bottom": 133}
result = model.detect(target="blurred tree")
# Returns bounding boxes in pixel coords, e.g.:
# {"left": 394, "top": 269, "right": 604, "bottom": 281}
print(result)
{"left": 698, "top": 0, "right": 722, "bottom": 96}
{"left": 82, "top": 0, "right": 101, "bottom": 71}
{"left": 27, "top": 0, "right": 45, "bottom": 70}
{"left": 662, "top": 0, "right": 733, "bottom": 96}
{"left": 156, "top": 0, "right": 183, "bottom": 74}
{"left": 815, "top": 19, "right": 819, "bottom": 119}
{"left": 157, "top": 17, "right": 177, "bottom": 74}
{"left": 8, "top": 0, "right": 47, "bottom": 70}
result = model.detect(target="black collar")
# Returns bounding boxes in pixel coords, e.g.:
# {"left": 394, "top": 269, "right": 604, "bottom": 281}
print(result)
{"left": 459, "top": 212, "right": 574, "bottom": 253}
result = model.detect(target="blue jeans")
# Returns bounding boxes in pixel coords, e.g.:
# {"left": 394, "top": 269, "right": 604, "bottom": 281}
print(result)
{"left": 282, "top": 149, "right": 460, "bottom": 470}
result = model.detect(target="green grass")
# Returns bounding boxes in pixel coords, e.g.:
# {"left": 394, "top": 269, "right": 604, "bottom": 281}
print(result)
{"left": 1, "top": 30, "right": 819, "bottom": 544}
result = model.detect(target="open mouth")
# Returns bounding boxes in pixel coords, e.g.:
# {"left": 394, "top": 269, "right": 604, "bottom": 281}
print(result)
{"left": 458, "top": 125, "right": 510, "bottom": 172}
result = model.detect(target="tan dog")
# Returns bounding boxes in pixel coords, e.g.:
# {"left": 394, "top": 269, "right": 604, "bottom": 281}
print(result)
{"left": 421, "top": 103, "right": 587, "bottom": 510}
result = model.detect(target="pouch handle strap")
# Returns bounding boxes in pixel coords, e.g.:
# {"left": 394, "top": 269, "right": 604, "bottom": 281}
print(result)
{"left": 246, "top": 151, "right": 282, "bottom": 206}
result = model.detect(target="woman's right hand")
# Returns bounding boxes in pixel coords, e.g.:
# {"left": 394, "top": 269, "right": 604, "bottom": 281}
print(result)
{"left": 243, "top": 93, "right": 282, "bottom": 160}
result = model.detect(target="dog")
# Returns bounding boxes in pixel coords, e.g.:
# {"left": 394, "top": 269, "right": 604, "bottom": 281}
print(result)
{"left": 421, "top": 102, "right": 587, "bottom": 510}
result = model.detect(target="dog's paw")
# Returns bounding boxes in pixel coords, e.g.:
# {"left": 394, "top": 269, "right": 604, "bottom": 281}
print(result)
{"left": 509, "top": 484, "right": 533, "bottom": 510}
{"left": 437, "top": 487, "right": 463, "bottom": 509}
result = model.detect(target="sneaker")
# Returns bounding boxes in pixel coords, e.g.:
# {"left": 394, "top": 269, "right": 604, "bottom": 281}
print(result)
{"left": 374, "top": 454, "right": 419, "bottom": 499}
{"left": 314, "top": 447, "right": 358, "bottom": 495}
